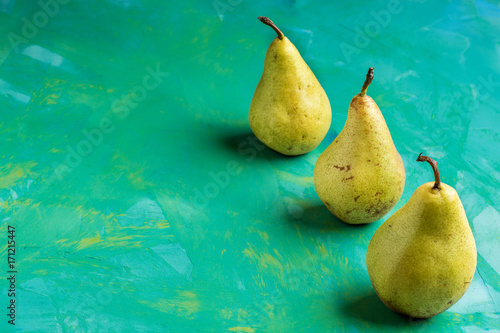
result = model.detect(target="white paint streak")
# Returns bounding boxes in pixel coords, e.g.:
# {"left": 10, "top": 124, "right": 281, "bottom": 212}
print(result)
{"left": 22, "top": 45, "right": 64, "bottom": 67}
{"left": 473, "top": 206, "right": 500, "bottom": 275}
{"left": 0, "top": 79, "right": 31, "bottom": 103}
{"left": 117, "top": 197, "right": 165, "bottom": 226}
{"left": 394, "top": 70, "right": 419, "bottom": 82}
{"left": 151, "top": 243, "right": 193, "bottom": 281}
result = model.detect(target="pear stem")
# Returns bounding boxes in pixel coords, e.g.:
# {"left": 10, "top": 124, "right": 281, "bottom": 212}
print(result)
{"left": 258, "top": 16, "right": 284, "bottom": 40}
{"left": 416, "top": 153, "right": 441, "bottom": 190}
{"left": 360, "top": 67, "right": 374, "bottom": 96}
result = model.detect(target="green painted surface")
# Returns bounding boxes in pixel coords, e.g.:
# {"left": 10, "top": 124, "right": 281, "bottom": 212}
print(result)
{"left": 1, "top": 0, "right": 499, "bottom": 332}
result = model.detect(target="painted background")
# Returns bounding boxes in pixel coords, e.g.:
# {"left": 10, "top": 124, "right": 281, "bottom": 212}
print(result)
{"left": 1, "top": 0, "right": 500, "bottom": 332}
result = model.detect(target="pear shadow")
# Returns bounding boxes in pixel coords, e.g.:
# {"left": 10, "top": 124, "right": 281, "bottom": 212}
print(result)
{"left": 286, "top": 203, "right": 377, "bottom": 233}
{"left": 292, "top": 205, "right": 344, "bottom": 231}
{"left": 295, "top": 204, "right": 344, "bottom": 231}
{"left": 340, "top": 291, "right": 414, "bottom": 326}
{"left": 217, "top": 130, "right": 304, "bottom": 162}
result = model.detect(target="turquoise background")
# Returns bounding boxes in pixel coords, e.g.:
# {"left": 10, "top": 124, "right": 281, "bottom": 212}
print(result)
{"left": 1, "top": 0, "right": 500, "bottom": 332}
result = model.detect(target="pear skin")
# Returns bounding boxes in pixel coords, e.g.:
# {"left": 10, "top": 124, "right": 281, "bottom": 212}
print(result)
{"left": 366, "top": 154, "right": 477, "bottom": 318}
{"left": 249, "top": 17, "right": 331, "bottom": 156}
{"left": 314, "top": 68, "right": 405, "bottom": 224}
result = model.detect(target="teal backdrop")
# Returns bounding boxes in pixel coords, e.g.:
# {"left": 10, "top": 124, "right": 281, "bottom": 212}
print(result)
{"left": 1, "top": 0, "right": 499, "bottom": 332}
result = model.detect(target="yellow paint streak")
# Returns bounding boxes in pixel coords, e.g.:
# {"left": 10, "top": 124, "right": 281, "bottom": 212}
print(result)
{"left": 0, "top": 161, "right": 37, "bottom": 188}
{"left": 139, "top": 290, "right": 200, "bottom": 319}
{"left": 273, "top": 248, "right": 283, "bottom": 260}
{"left": 156, "top": 222, "right": 170, "bottom": 229}
{"left": 257, "top": 230, "right": 268, "bottom": 242}
{"left": 270, "top": 256, "right": 284, "bottom": 268}
{"left": 32, "top": 270, "right": 49, "bottom": 275}
{"left": 76, "top": 233, "right": 102, "bottom": 250}
{"left": 44, "top": 78, "right": 66, "bottom": 88}
{"left": 229, "top": 327, "right": 255, "bottom": 333}
{"left": 318, "top": 243, "right": 328, "bottom": 257}
{"left": 262, "top": 301, "right": 276, "bottom": 317}
{"left": 118, "top": 223, "right": 169, "bottom": 231}
{"left": 64, "top": 234, "right": 139, "bottom": 251}
{"left": 0, "top": 244, "right": 7, "bottom": 256}
{"left": 111, "top": 151, "right": 154, "bottom": 190}
{"left": 127, "top": 169, "right": 153, "bottom": 190}
{"left": 243, "top": 245, "right": 283, "bottom": 272}
{"left": 39, "top": 93, "right": 59, "bottom": 105}
{"left": 255, "top": 275, "right": 266, "bottom": 288}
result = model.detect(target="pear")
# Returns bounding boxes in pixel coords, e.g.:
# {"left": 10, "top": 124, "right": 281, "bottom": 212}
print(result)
{"left": 366, "top": 154, "right": 477, "bottom": 318}
{"left": 314, "top": 68, "right": 405, "bottom": 224}
{"left": 249, "top": 17, "right": 331, "bottom": 156}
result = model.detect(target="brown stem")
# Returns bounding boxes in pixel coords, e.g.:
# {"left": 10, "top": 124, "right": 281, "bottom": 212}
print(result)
{"left": 258, "top": 16, "right": 284, "bottom": 40}
{"left": 360, "top": 67, "right": 374, "bottom": 96}
{"left": 416, "top": 153, "right": 441, "bottom": 190}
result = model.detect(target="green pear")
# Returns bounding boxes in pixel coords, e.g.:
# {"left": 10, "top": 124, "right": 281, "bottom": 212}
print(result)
{"left": 249, "top": 17, "right": 331, "bottom": 156}
{"left": 366, "top": 154, "right": 477, "bottom": 318}
{"left": 314, "top": 68, "right": 405, "bottom": 224}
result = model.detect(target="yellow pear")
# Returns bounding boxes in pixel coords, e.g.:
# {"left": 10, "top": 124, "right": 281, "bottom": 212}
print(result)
{"left": 366, "top": 154, "right": 477, "bottom": 318}
{"left": 249, "top": 17, "right": 331, "bottom": 156}
{"left": 314, "top": 68, "right": 405, "bottom": 224}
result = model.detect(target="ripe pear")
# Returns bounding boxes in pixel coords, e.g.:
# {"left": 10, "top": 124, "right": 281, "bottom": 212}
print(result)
{"left": 314, "top": 68, "right": 405, "bottom": 224}
{"left": 249, "top": 17, "right": 331, "bottom": 156}
{"left": 366, "top": 154, "right": 477, "bottom": 318}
